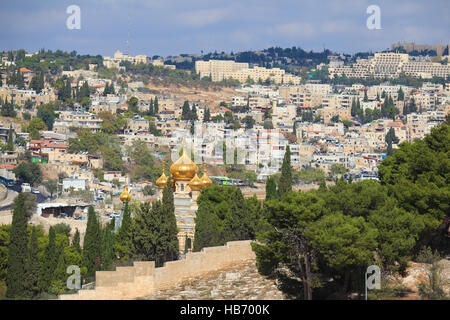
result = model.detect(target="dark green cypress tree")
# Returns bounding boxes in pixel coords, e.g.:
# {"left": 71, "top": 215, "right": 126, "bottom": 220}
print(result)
{"left": 109, "top": 82, "right": 115, "bottom": 94}
{"left": 101, "top": 221, "right": 115, "bottom": 271}
{"left": 103, "top": 82, "right": 109, "bottom": 96}
{"left": 24, "top": 226, "right": 40, "bottom": 299}
{"left": 265, "top": 176, "right": 277, "bottom": 201}
{"left": 204, "top": 108, "right": 210, "bottom": 122}
{"left": 6, "top": 194, "right": 31, "bottom": 299}
{"left": 223, "top": 187, "right": 249, "bottom": 242}
{"left": 149, "top": 98, "right": 154, "bottom": 116}
{"left": 363, "top": 90, "right": 368, "bottom": 102}
{"left": 277, "top": 145, "right": 292, "bottom": 197}
{"left": 50, "top": 245, "right": 66, "bottom": 295}
{"left": 38, "top": 226, "right": 57, "bottom": 293}
{"left": 83, "top": 206, "right": 102, "bottom": 278}
{"left": 115, "top": 203, "right": 133, "bottom": 262}
{"left": 161, "top": 178, "right": 179, "bottom": 263}
{"left": 182, "top": 101, "right": 190, "bottom": 120}
{"left": 387, "top": 140, "right": 393, "bottom": 156}
{"left": 5, "top": 124, "right": 14, "bottom": 151}
{"left": 80, "top": 81, "right": 90, "bottom": 99}
{"left": 191, "top": 104, "right": 198, "bottom": 121}
{"left": 38, "top": 72, "right": 44, "bottom": 93}
{"left": 154, "top": 96, "right": 159, "bottom": 115}
{"left": 72, "top": 228, "right": 81, "bottom": 253}
{"left": 351, "top": 97, "right": 357, "bottom": 117}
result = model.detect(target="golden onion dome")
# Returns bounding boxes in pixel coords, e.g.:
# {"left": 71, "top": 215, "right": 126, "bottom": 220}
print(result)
{"left": 120, "top": 186, "right": 132, "bottom": 203}
{"left": 188, "top": 174, "right": 203, "bottom": 191}
{"left": 156, "top": 161, "right": 168, "bottom": 189}
{"left": 170, "top": 148, "right": 199, "bottom": 181}
{"left": 200, "top": 163, "right": 213, "bottom": 188}
{"left": 156, "top": 172, "right": 168, "bottom": 189}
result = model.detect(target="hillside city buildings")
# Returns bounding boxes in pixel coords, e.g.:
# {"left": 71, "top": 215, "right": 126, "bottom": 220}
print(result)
{"left": 0, "top": 48, "right": 449, "bottom": 241}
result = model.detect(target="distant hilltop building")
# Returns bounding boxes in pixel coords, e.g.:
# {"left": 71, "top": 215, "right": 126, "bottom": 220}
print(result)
{"left": 391, "top": 42, "right": 449, "bottom": 57}
{"left": 329, "top": 52, "right": 450, "bottom": 79}
{"left": 195, "top": 59, "right": 301, "bottom": 85}
{"left": 103, "top": 50, "right": 175, "bottom": 70}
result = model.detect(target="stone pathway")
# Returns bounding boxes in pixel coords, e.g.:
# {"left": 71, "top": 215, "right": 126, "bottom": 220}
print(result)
{"left": 142, "top": 260, "right": 285, "bottom": 300}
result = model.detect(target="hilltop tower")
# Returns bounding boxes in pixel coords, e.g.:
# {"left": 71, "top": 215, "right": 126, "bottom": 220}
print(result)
{"left": 156, "top": 149, "right": 212, "bottom": 253}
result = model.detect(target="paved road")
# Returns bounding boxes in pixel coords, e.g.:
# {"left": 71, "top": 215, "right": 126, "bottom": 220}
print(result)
{"left": 0, "top": 184, "right": 50, "bottom": 211}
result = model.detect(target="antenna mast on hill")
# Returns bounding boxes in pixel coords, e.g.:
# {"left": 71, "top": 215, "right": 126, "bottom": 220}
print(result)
{"left": 126, "top": 11, "right": 131, "bottom": 55}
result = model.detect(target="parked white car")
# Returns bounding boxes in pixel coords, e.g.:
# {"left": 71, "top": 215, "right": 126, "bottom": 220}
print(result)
{"left": 21, "top": 183, "right": 31, "bottom": 193}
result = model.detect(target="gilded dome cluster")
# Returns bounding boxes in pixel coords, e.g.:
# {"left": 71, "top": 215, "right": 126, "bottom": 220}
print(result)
{"left": 119, "top": 186, "right": 132, "bottom": 203}
{"left": 156, "top": 149, "right": 212, "bottom": 191}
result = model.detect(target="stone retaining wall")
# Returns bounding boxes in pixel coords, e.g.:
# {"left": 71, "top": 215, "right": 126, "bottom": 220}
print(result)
{"left": 59, "top": 240, "right": 255, "bottom": 300}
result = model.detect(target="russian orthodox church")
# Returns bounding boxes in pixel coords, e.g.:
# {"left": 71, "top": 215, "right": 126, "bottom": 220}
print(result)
{"left": 155, "top": 147, "right": 212, "bottom": 253}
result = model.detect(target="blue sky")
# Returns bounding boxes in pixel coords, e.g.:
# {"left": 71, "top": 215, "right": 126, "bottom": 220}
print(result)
{"left": 0, "top": 0, "right": 448, "bottom": 57}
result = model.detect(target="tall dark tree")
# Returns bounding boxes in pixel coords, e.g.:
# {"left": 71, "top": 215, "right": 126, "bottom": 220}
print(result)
{"left": 72, "top": 228, "right": 81, "bottom": 253}
{"left": 5, "top": 124, "right": 14, "bottom": 152}
{"left": 160, "top": 178, "right": 179, "bottom": 263}
{"left": 278, "top": 145, "right": 293, "bottom": 197}
{"left": 153, "top": 96, "right": 159, "bottom": 115}
{"left": 79, "top": 81, "right": 90, "bottom": 100}
{"left": 115, "top": 203, "right": 132, "bottom": 262}
{"left": 182, "top": 101, "right": 190, "bottom": 120}
{"left": 101, "top": 221, "right": 115, "bottom": 271}
{"left": 265, "top": 176, "right": 277, "bottom": 201}
{"left": 204, "top": 108, "right": 211, "bottom": 122}
{"left": 191, "top": 104, "right": 198, "bottom": 121}
{"left": 83, "top": 206, "right": 102, "bottom": 277}
{"left": 6, "top": 194, "right": 33, "bottom": 298}
{"left": 38, "top": 226, "right": 57, "bottom": 292}
{"left": 397, "top": 87, "right": 405, "bottom": 101}
{"left": 24, "top": 226, "right": 40, "bottom": 298}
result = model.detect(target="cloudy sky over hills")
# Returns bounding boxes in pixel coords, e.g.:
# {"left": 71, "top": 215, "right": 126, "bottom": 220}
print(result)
{"left": 0, "top": 0, "right": 448, "bottom": 56}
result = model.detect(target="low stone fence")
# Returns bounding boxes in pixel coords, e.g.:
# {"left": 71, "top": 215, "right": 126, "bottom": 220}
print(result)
{"left": 0, "top": 185, "right": 7, "bottom": 202}
{"left": 59, "top": 240, "right": 256, "bottom": 300}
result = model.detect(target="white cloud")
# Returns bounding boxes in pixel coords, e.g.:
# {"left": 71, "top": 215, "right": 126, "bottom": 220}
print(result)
{"left": 269, "top": 22, "right": 316, "bottom": 38}
{"left": 179, "top": 8, "right": 230, "bottom": 27}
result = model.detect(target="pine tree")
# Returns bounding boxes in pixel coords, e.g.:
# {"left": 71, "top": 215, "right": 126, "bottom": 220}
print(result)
{"left": 109, "top": 82, "right": 115, "bottom": 94}
{"left": 83, "top": 206, "right": 102, "bottom": 277}
{"left": 6, "top": 194, "right": 31, "bottom": 298}
{"left": 363, "top": 90, "right": 368, "bottom": 102}
{"left": 265, "top": 176, "right": 277, "bottom": 201}
{"left": 38, "top": 226, "right": 57, "bottom": 293}
{"left": 278, "top": 145, "right": 292, "bottom": 197}
{"left": 24, "top": 226, "right": 40, "bottom": 299}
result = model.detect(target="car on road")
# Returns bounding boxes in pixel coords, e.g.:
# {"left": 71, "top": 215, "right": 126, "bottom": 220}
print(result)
{"left": 21, "top": 183, "right": 31, "bottom": 193}
{"left": 31, "top": 188, "right": 40, "bottom": 194}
